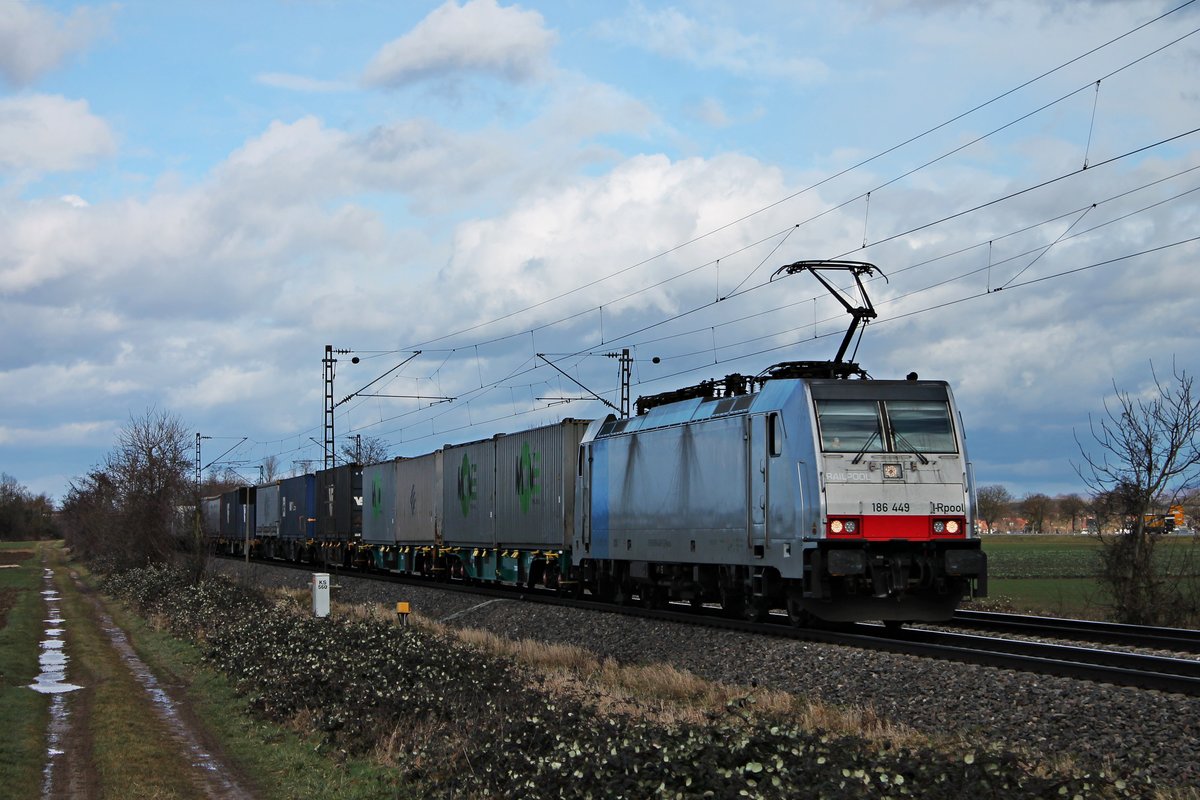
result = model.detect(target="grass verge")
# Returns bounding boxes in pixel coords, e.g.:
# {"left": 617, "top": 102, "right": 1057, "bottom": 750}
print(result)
{"left": 0, "top": 541, "right": 49, "bottom": 799}
{"left": 103, "top": 585, "right": 414, "bottom": 800}
{"left": 52, "top": 555, "right": 207, "bottom": 799}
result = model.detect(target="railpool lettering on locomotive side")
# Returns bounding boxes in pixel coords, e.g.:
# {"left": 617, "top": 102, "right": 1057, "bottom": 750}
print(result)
{"left": 933, "top": 502, "right": 966, "bottom": 514}
{"left": 825, "top": 471, "right": 873, "bottom": 482}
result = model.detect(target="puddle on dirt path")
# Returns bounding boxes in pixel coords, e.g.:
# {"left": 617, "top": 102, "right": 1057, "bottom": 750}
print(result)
{"left": 80, "top": 579, "right": 253, "bottom": 800}
{"left": 30, "top": 567, "right": 82, "bottom": 799}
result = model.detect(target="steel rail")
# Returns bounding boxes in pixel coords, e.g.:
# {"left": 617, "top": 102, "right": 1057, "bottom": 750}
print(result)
{"left": 950, "top": 609, "right": 1200, "bottom": 654}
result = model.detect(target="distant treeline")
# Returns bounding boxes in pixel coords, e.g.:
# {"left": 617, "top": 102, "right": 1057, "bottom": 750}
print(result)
{"left": 0, "top": 473, "right": 57, "bottom": 541}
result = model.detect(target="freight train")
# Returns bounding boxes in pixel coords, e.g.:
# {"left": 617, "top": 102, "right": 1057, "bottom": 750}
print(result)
{"left": 206, "top": 358, "right": 987, "bottom": 625}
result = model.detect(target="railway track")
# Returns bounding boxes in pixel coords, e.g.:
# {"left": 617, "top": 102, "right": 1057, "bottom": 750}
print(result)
{"left": 216, "top": 555, "right": 1200, "bottom": 696}
{"left": 949, "top": 609, "right": 1200, "bottom": 654}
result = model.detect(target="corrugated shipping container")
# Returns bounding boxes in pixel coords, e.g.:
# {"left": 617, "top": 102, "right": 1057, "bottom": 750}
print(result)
{"left": 395, "top": 451, "right": 441, "bottom": 544}
{"left": 201, "top": 496, "right": 221, "bottom": 539}
{"left": 315, "top": 464, "right": 362, "bottom": 540}
{"left": 255, "top": 483, "right": 281, "bottom": 538}
{"left": 495, "top": 419, "right": 589, "bottom": 548}
{"left": 442, "top": 437, "right": 496, "bottom": 545}
{"left": 279, "top": 474, "right": 315, "bottom": 540}
{"left": 361, "top": 461, "right": 399, "bottom": 545}
{"left": 219, "top": 487, "right": 255, "bottom": 539}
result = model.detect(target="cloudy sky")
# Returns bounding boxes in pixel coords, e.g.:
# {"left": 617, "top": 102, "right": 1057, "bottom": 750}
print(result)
{"left": 1, "top": 0, "right": 1197, "bottom": 504}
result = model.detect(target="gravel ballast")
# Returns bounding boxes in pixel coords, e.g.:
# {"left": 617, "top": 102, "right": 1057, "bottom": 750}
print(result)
{"left": 213, "top": 559, "right": 1200, "bottom": 789}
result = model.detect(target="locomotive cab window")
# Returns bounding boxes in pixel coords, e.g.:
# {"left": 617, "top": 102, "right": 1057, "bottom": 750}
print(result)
{"left": 886, "top": 400, "right": 956, "bottom": 453}
{"left": 768, "top": 412, "right": 783, "bottom": 457}
{"left": 815, "top": 396, "right": 957, "bottom": 455}
{"left": 815, "top": 400, "right": 883, "bottom": 453}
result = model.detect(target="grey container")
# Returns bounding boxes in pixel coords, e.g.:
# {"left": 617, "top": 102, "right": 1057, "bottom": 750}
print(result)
{"left": 361, "top": 461, "right": 399, "bottom": 545}
{"left": 201, "top": 496, "right": 221, "bottom": 539}
{"left": 395, "top": 451, "right": 442, "bottom": 545}
{"left": 255, "top": 483, "right": 281, "bottom": 538}
{"left": 495, "top": 419, "right": 589, "bottom": 549}
{"left": 441, "top": 436, "right": 497, "bottom": 546}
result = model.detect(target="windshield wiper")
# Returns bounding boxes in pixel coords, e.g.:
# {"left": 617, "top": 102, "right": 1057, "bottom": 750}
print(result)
{"left": 851, "top": 430, "right": 880, "bottom": 464}
{"left": 890, "top": 429, "right": 930, "bottom": 464}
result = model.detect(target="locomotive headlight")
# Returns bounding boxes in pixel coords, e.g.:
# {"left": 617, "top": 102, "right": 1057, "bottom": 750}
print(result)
{"left": 945, "top": 519, "right": 960, "bottom": 534}
{"left": 830, "top": 519, "right": 844, "bottom": 534}
{"left": 933, "top": 520, "right": 946, "bottom": 533}
{"left": 843, "top": 519, "right": 858, "bottom": 534}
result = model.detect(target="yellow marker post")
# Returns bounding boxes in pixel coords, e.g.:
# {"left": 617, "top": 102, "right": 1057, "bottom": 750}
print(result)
{"left": 395, "top": 601, "right": 411, "bottom": 627}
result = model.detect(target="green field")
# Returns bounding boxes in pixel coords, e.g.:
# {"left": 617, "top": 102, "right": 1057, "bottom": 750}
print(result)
{"left": 970, "top": 534, "right": 1200, "bottom": 620}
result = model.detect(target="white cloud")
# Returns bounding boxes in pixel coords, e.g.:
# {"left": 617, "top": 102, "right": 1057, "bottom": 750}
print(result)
{"left": 597, "top": 3, "right": 828, "bottom": 83}
{"left": 362, "top": 0, "right": 556, "bottom": 88}
{"left": 0, "top": 1, "right": 111, "bottom": 87}
{"left": 530, "top": 78, "right": 658, "bottom": 143}
{"left": 0, "top": 94, "right": 115, "bottom": 172}
{"left": 429, "top": 152, "right": 796, "bottom": 336}
{"left": 689, "top": 97, "right": 731, "bottom": 128}
{"left": 0, "top": 420, "right": 113, "bottom": 447}
{"left": 255, "top": 72, "right": 352, "bottom": 93}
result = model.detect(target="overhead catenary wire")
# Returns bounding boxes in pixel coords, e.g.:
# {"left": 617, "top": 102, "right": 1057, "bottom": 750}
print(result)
{"left": 241, "top": 7, "right": 1199, "bottom": 468}
{"left": 401, "top": 1, "right": 1197, "bottom": 353}
{"left": 245, "top": 147, "right": 1200, "bottom": 468}
{"left": 396, "top": 30, "right": 1200, "bottom": 366}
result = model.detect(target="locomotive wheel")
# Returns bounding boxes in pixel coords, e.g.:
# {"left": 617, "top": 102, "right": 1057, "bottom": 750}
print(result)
{"left": 612, "top": 580, "right": 633, "bottom": 606}
{"left": 786, "top": 595, "right": 812, "bottom": 627}
{"left": 742, "top": 595, "right": 768, "bottom": 623}
{"left": 720, "top": 585, "right": 745, "bottom": 618}
{"left": 640, "top": 585, "right": 666, "bottom": 610}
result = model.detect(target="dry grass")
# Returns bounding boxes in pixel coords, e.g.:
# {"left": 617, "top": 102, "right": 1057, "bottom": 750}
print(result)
{"left": 238, "top": 588, "right": 928, "bottom": 751}
{"left": 417, "top": 612, "right": 925, "bottom": 748}
{"left": 249, "top": 585, "right": 1193, "bottom": 792}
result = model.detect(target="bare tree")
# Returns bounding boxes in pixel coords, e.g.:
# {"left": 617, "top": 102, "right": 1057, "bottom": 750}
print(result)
{"left": 1076, "top": 363, "right": 1200, "bottom": 625}
{"left": 61, "top": 408, "right": 194, "bottom": 573}
{"left": 976, "top": 484, "right": 1013, "bottom": 534}
{"left": 0, "top": 473, "right": 57, "bottom": 540}
{"left": 339, "top": 434, "right": 390, "bottom": 466}
{"left": 1019, "top": 493, "right": 1054, "bottom": 534}
{"left": 1056, "top": 493, "right": 1088, "bottom": 532}
{"left": 200, "top": 467, "right": 243, "bottom": 498}
{"left": 261, "top": 454, "right": 281, "bottom": 482}
{"left": 61, "top": 469, "right": 120, "bottom": 565}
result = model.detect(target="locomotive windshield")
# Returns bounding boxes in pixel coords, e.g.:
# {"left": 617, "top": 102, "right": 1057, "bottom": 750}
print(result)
{"left": 815, "top": 400, "right": 882, "bottom": 453}
{"left": 886, "top": 400, "right": 956, "bottom": 452}
{"left": 815, "top": 394, "right": 957, "bottom": 454}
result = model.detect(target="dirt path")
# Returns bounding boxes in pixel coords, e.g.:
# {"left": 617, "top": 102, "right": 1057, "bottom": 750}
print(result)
{"left": 32, "top": 552, "right": 255, "bottom": 800}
